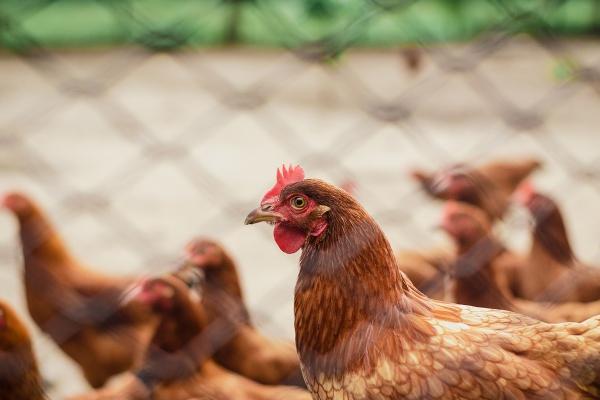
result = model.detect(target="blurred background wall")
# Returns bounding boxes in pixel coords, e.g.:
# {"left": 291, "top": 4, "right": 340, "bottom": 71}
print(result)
{"left": 1, "top": 0, "right": 600, "bottom": 397}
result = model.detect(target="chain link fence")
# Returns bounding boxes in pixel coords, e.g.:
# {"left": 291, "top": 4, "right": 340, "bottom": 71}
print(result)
{"left": 1, "top": 0, "right": 600, "bottom": 397}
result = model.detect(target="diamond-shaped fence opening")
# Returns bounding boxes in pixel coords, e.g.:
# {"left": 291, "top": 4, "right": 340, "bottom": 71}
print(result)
{"left": 1, "top": 0, "right": 600, "bottom": 398}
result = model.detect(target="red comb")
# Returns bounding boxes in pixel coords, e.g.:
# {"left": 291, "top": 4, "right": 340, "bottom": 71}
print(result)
{"left": 261, "top": 164, "right": 305, "bottom": 204}
{"left": 515, "top": 180, "right": 535, "bottom": 204}
{"left": 1, "top": 193, "right": 25, "bottom": 211}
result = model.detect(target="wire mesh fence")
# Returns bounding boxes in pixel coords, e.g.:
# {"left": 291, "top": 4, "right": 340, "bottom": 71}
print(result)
{"left": 1, "top": 0, "right": 600, "bottom": 398}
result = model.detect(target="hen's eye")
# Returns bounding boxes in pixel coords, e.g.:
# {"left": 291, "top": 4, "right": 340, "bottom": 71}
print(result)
{"left": 291, "top": 196, "right": 307, "bottom": 210}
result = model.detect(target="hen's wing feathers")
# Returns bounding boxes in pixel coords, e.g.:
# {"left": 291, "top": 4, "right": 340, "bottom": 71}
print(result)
{"left": 425, "top": 308, "right": 600, "bottom": 399}
{"left": 313, "top": 306, "right": 600, "bottom": 399}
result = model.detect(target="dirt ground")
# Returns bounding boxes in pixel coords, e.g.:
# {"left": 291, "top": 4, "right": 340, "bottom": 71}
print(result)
{"left": 1, "top": 38, "right": 600, "bottom": 398}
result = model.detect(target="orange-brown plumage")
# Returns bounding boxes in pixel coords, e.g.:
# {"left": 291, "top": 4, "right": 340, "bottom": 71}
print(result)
{"left": 174, "top": 238, "right": 304, "bottom": 387}
{"left": 440, "top": 201, "right": 517, "bottom": 311}
{"left": 441, "top": 201, "right": 600, "bottom": 323}
{"left": 395, "top": 248, "right": 452, "bottom": 299}
{"left": 0, "top": 300, "right": 46, "bottom": 400}
{"left": 71, "top": 275, "right": 311, "bottom": 400}
{"left": 402, "top": 157, "right": 541, "bottom": 297}
{"left": 246, "top": 167, "right": 600, "bottom": 399}
{"left": 514, "top": 188, "right": 600, "bottom": 303}
{"left": 412, "top": 157, "right": 542, "bottom": 221}
{"left": 178, "top": 239, "right": 250, "bottom": 326}
{"left": 2, "top": 192, "right": 157, "bottom": 388}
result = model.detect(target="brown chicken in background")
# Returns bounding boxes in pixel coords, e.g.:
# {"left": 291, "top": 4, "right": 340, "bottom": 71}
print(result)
{"left": 174, "top": 238, "right": 304, "bottom": 387}
{"left": 395, "top": 248, "right": 452, "bottom": 299}
{"left": 513, "top": 183, "right": 600, "bottom": 303}
{"left": 439, "top": 201, "right": 517, "bottom": 311}
{"left": 412, "top": 156, "right": 542, "bottom": 220}
{"left": 71, "top": 276, "right": 311, "bottom": 400}
{"left": 441, "top": 201, "right": 600, "bottom": 323}
{"left": 1, "top": 192, "right": 158, "bottom": 388}
{"left": 0, "top": 300, "right": 46, "bottom": 400}
{"left": 246, "top": 165, "right": 600, "bottom": 399}
{"left": 400, "top": 157, "right": 542, "bottom": 296}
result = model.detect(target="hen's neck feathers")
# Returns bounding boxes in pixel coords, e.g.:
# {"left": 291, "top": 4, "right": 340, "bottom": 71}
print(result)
{"left": 16, "top": 204, "right": 72, "bottom": 267}
{"left": 291, "top": 180, "right": 459, "bottom": 377}
{"left": 452, "top": 234, "right": 504, "bottom": 274}
{"left": 141, "top": 292, "right": 212, "bottom": 386}
{"left": 205, "top": 256, "right": 251, "bottom": 326}
{"left": 452, "top": 236, "right": 514, "bottom": 310}
{"left": 532, "top": 206, "right": 576, "bottom": 267}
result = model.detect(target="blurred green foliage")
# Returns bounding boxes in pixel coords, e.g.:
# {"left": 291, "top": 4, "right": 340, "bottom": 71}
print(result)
{"left": 0, "top": 0, "right": 599, "bottom": 50}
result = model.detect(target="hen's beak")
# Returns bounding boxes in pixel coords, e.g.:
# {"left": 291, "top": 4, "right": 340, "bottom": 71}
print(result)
{"left": 244, "top": 207, "right": 284, "bottom": 225}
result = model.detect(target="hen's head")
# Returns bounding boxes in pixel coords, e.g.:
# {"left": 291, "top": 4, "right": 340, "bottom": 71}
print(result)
{"left": 0, "top": 301, "right": 32, "bottom": 351}
{"left": 136, "top": 275, "right": 199, "bottom": 314}
{"left": 440, "top": 201, "right": 491, "bottom": 247}
{"left": 183, "top": 238, "right": 227, "bottom": 270}
{"left": 1, "top": 192, "right": 36, "bottom": 219}
{"left": 413, "top": 164, "right": 479, "bottom": 201}
{"left": 136, "top": 277, "right": 208, "bottom": 362}
{"left": 515, "top": 182, "right": 575, "bottom": 263}
{"left": 245, "top": 165, "right": 340, "bottom": 254}
{"left": 514, "top": 182, "right": 559, "bottom": 224}
{"left": 174, "top": 239, "right": 231, "bottom": 295}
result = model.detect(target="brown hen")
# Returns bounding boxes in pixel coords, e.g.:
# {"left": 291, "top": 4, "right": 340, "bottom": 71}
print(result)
{"left": 0, "top": 300, "right": 46, "bottom": 400}
{"left": 440, "top": 201, "right": 518, "bottom": 311}
{"left": 401, "top": 157, "right": 541, "bottom": 296}
{"left": 441, "top": 201, "right": 600, "bottom": 323}
{"left": 71, "top": 275, "right": 311, "bottom": 400}
{"left": 174, "top": 238, "right": 304, "bottom": 387}
{"left": 246, "top": 165, "right": 600, "bottom": 399}
{"left": 412, "top": 157, "right": 542, "bottom": 220}
{"left": 2, "top": 192, "right": 158, "bottom": 388}
{"left": 514, "top": 185, "right": 600, "bottom": 303}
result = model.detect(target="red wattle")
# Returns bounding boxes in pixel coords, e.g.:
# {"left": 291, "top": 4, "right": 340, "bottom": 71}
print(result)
{"left": 273, "top": 224, "right": 307, "bottom": 254}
